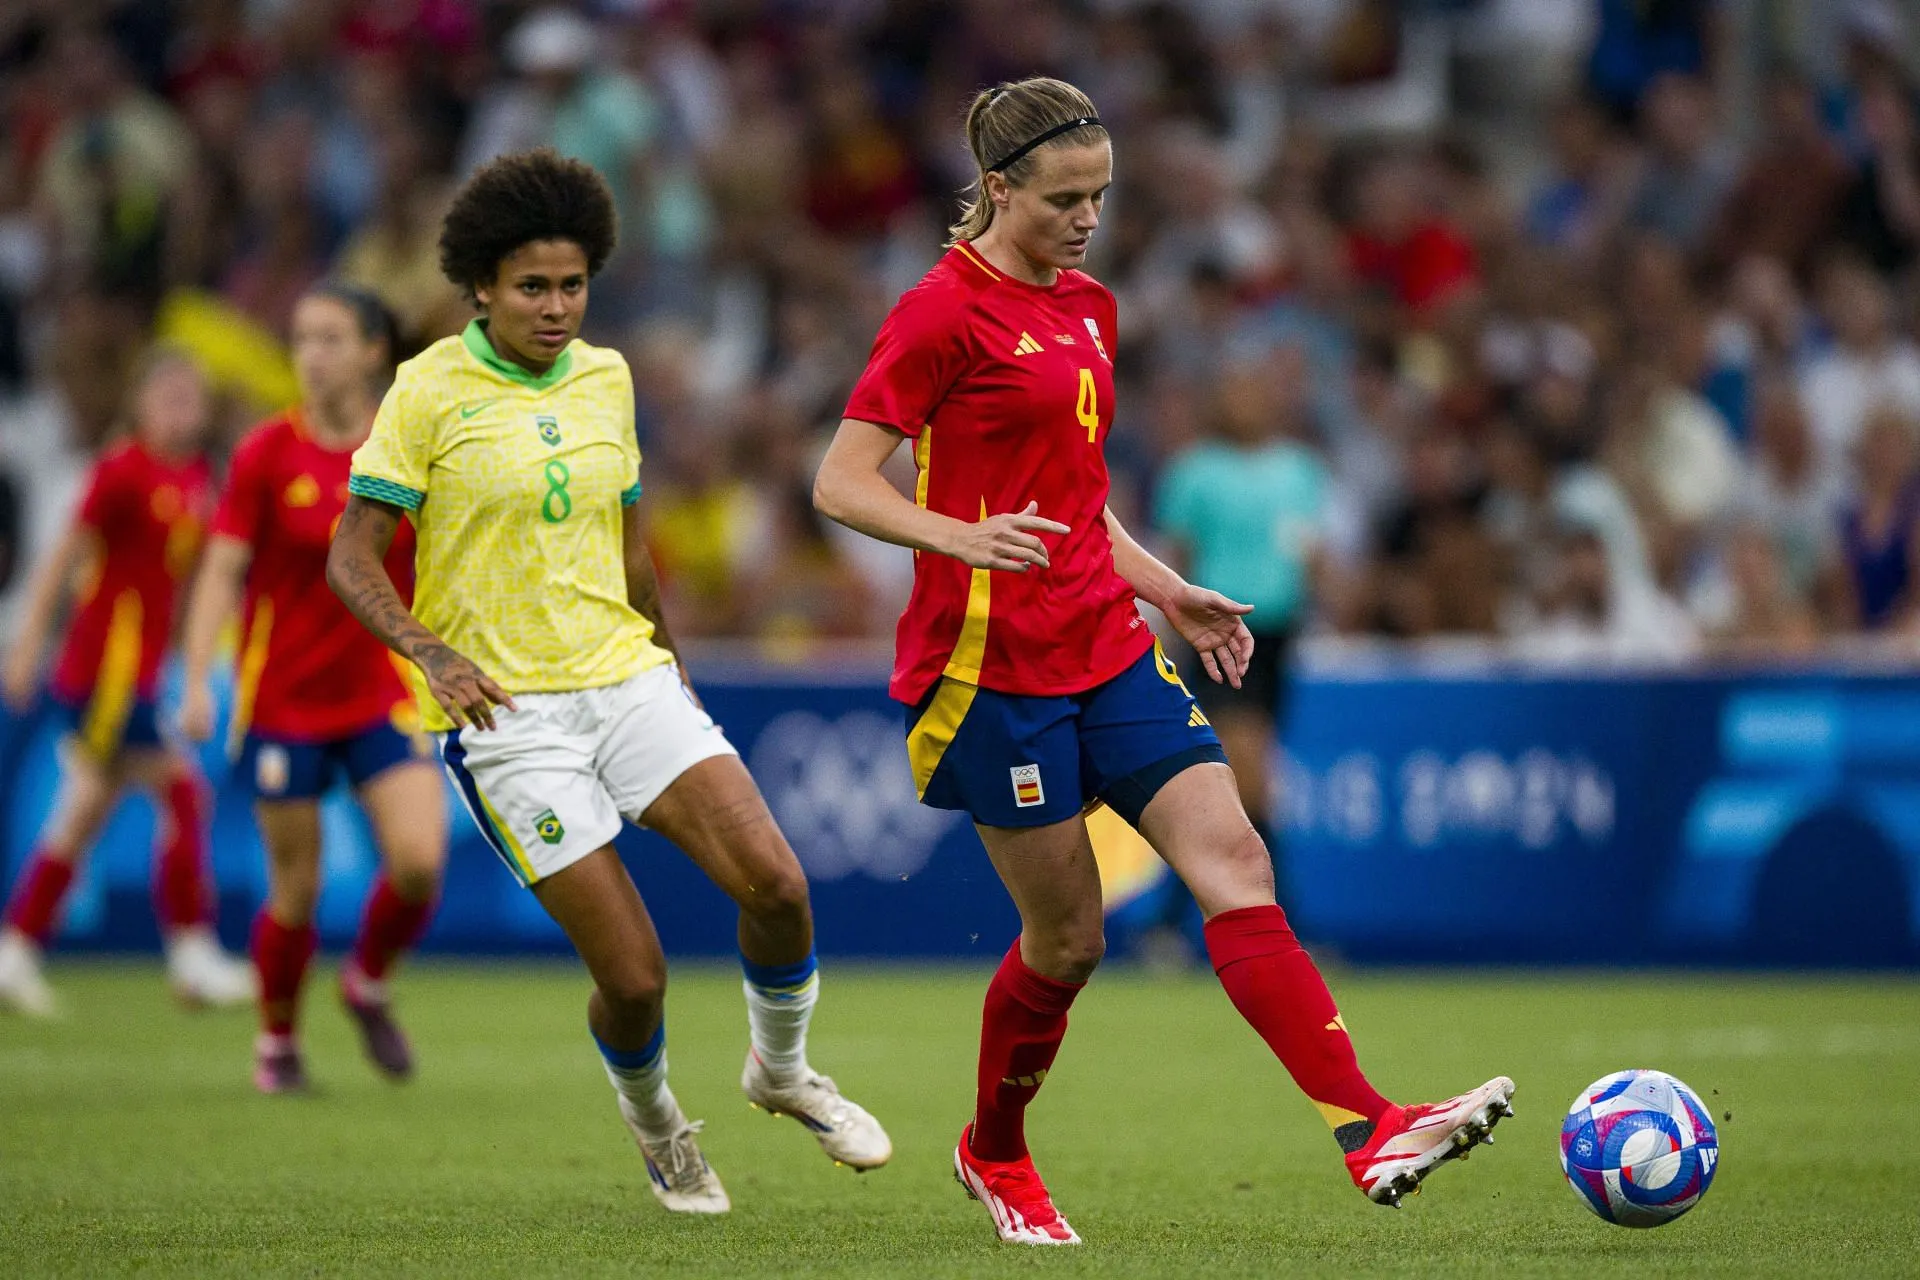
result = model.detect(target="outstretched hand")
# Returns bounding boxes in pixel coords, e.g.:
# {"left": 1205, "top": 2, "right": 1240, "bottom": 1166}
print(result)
{"left": 1162, "top": 583, "right": 1255, "bottom": 688}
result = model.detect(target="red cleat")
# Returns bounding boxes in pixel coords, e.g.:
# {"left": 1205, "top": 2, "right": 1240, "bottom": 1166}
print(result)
{"left": 1346, "top": 1076, "right": 1516, "bottom": 1206}
{"left": 952, "top": 1124, "right": 1081, "bottom": 1245}
{"left": 254, "top": 1032, "right": 309, "bottom": 1095}
{"left": 340, "top": 961, "right": 414, "bottom": 1080}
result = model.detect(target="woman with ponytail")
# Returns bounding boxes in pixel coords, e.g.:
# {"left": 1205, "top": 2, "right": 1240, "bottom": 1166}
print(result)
{"left": 178, "top": 284, "right": 446, "bottom": 1094}
{"left": 817, "top": 77, "right": 1515, "bottom": 1244}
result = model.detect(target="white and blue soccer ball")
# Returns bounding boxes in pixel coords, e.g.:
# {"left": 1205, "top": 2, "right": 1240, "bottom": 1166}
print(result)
{"left": 1560, "top": 1069, "right": 1719, "bottom": 1227}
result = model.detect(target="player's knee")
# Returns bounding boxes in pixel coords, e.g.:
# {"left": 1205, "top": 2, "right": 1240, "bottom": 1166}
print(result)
{"left": 740, "top": 859, "right": 811, "bottom": 924}
{"left": 385, "top": 858, "right": 442, "bottom": 904}
{"left": 599, "top": 962, "right": 668, "bottom": 1017}
{"left": 1028, "top": 927, "right": 1105, "bottom": 983}
{"left": 1219, "top": 822, "right": 1276, "bottom": 897}
{"left": 270, "top": 875, "right": 320, "bottom": 923}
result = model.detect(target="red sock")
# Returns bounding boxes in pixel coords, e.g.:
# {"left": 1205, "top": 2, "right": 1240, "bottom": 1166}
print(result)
{"left": 351, "top": 874, "right": 436, "bottom": 981}
{"left": 1204, "top": 904, "right": 1393, "bottom": 1130}
{"left": 153, "top": 775, "right": 214, "bottom": 931}
{"left": 250, "top": 909, "right": 317, "bottom": 1036}
{"left": 5, "top": 851, "right": 77, "bottom": 945}
{"left": 969, "top": 938, "right": 1085, "bottom": 1163}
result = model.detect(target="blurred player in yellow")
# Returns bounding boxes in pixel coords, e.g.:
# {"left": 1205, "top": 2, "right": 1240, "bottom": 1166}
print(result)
{"left": 326, "top": 149, "right": 889, "bottom": 1214}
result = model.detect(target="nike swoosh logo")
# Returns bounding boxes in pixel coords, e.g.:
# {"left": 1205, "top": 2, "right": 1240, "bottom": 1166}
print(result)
{"left": 458, "top": 401, "right": 497, "bottom": 419}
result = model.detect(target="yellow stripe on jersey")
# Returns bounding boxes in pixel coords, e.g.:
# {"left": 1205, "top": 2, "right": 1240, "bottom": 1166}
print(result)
{"left": 80, "top": 591, "right": 143, "bottom": 762}
{"left": 941, "top": 498, "right": 993, "bottom": 684}
{"left": 913, "top": 428, "right": 932, "bottom": 510}
{"left": 350, "top": 320, "right": 669, "bottom": 731}
{"left": 907, "top": 676, "right": 979, "bottom": 799}
{"left": 953, "top": 241, "right": 1002, "bottom": 281}
{"left": 227, "top": 599, "right": 274, "bottom": 756}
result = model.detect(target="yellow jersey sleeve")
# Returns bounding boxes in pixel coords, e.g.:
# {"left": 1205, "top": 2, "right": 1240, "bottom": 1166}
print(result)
{"left": 349, "top": 372, "right": 434, "bottom": 511}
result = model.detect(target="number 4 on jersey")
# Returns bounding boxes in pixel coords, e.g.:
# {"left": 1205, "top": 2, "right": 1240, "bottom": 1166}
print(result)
{"left": 1076, "top": 367, "right": 1099, "bottom": 443}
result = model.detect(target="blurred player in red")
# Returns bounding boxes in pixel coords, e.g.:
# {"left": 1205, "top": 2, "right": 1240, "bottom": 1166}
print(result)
{"left": 0, "top": 349, "right": 254, "bottom": 1016}
{"left": 179, "top": 286, "right": 446, "bottom": 1094}
{"left": 816, "top": 77, "right": 1514, "bottom": 1244}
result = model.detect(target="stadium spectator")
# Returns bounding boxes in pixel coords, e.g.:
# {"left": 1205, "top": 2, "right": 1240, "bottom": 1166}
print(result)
{"left": 1738, "top": 378, "right": 1849, "bottom": 609}
{"left": 1837, "top": 404, "right": 1920, "bottom": 631}
{"left": 1625, "top": 72, "right": 1738, "bottom": 253}
{"left": 1344, "top": 147, "right": 1479, "bottom": 319}
{"left": 1584, "top": 0, "right": 1725, "bottom": 122}
{"left": 1513, "top": 520, "right": 1702, "bottom": 664}
{"left": 1832, "top": 63, "right": 1920, "bottom": 277}
{"left": 1800, "top": 252, "right": 1920, "bottom": 482}
{"left": 1711, "top": 68, "right": 1852, "bottom": 278}
{"left": 1525, "top": 94, "right": 1638, "bottom": 260}
{"left": 1692, "top": 521, "right": 1824, "bottom": 658}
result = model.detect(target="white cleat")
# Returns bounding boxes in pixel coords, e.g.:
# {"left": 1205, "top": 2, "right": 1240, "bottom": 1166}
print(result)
{"left": 165, "top": 926, "right": 257, "bottom": 1009}
{"left": 742, "top": 1048, "right": 893, "bottom": 1170}
{"left": 618, "top": 1099, "right": 730, "bottom": 1214}
{"left": 0, "top": 930, "right": 58, "bottom": 1017}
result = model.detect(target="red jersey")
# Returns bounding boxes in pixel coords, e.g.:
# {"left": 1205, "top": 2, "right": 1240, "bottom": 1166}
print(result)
{"left": 212, "top": 412, "right": 416, "bottom": 742}
{"left": 51, "top": 441, "right": 211, "bottom": 704}
{"left": 846, "top": 241, "right": 1152, "bottom": 704}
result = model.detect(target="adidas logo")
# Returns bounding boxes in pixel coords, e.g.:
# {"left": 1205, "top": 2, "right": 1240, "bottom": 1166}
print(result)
{"left": 1002, "top": 1069, "right": 1049, "bottom": 1088}
{"left": 1326, "top": 1013, "right": 1348, "bottom": 1033}
{"left": 1013, "top": 332, "right": 1044, "bottom": 356}
{"left": 1188, "top": 706, "right": 1210, "bottom": 727}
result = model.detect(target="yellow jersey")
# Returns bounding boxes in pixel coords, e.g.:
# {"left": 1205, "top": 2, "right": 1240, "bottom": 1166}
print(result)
{"left": 349, "top": 320, "right": 671, "bottom": 730}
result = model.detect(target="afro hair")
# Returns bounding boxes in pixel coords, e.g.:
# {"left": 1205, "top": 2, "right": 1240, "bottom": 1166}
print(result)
{"left": 438, "top": 148, "right": 618, "bottom": 293}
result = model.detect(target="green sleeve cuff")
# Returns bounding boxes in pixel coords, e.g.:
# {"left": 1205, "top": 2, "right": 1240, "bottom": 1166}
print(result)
{"left": 620, "top": 481, "right": 643, "bottom": 507}
{"left": 349, "top": 474, "right": 426, "bottom": 512}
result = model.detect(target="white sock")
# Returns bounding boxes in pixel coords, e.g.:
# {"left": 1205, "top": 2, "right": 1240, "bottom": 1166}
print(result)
{"left": 742, "top": 964, "right": 819, "bottom": 1082}
{"left": 597, "top": 1030, "right": 680, "bottom": 1139}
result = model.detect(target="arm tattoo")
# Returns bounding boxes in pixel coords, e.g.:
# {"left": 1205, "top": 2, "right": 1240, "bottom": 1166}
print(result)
{"left": 328, "top": 497, "right": 450, "bottom": 669}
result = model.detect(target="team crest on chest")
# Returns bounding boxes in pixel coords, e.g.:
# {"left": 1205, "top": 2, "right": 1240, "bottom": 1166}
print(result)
{"left": 283, "top": 474, "right": 321, "bottom": 508}
{"left": 536, "top": 414, "right": 562, "bottom": 446}
{"left": 1083, "top": 318, "right": 1109, "bottom": 361}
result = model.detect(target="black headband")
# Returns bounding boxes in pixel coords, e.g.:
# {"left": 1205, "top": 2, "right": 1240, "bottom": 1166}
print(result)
{"left": 986, "top": 115, "right": 1104, "bottom": 172}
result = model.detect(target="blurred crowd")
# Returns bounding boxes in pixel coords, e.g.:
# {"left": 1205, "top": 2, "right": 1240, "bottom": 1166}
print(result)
{"left": 4, "top": 0, "right": 1920, "bottom": 664}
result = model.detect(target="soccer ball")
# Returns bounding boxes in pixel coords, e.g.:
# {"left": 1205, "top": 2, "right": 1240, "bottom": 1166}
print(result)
{"left": 1560, "top": 1069, "right": 1719, "bottom": 1227}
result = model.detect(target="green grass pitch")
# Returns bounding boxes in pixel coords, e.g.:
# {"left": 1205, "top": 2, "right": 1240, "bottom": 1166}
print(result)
{"left": 3, "top": 962, "right": 1917, "bottom": 1278}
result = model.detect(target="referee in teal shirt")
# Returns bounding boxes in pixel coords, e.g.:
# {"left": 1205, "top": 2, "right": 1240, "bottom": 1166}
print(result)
{"left": 1154, "top": 355, "right": 1330, "bottom": 871}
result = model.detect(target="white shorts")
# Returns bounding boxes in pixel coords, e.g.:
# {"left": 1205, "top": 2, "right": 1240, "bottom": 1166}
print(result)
{"left": 437, "top": 663, "right": 737, "bottom": 886}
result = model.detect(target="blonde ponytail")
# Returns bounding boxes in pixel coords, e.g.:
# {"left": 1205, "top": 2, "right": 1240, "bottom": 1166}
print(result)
{"left": 947, "top": 77, "right": 1106, "bottom": 246}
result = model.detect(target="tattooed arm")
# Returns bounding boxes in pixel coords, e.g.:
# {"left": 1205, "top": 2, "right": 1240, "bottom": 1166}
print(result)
{"left": 327, "top": 495, "right": 516, "bottom": 730}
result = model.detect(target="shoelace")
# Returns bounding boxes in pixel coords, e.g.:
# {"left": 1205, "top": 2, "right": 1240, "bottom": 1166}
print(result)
{"left": 654, "top": 1121, "right": 710, "bottom": 1189}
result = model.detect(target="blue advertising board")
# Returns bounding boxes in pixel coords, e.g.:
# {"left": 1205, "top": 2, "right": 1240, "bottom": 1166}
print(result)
{"left": 3, "top": 658, "right": 1916, "bottom": 966}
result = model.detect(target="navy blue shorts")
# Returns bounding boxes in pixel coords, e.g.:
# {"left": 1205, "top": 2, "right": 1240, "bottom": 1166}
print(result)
{"left": 905, "top": 641, "right": 1226, "bottom": 829}
{"left": 235, "top": 721, "right": 428, "bottom": 801}
{"left": 52, "top": 689, "right": 165, "bottom": 763}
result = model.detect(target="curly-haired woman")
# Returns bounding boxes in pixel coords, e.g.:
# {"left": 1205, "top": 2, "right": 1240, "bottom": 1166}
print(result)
{"left": 326, "top": 149, "right": 889, "bottom": 1213}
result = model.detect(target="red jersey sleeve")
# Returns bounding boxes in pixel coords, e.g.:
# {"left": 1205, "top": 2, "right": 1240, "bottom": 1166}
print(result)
{"left": 211, "top": 425, "right": 275, "bottom": 546}
{"left": 74, "top": 451, "right": 124, "bottom": 531}
{"left": 844, "top": 285, "right": 971, "bottom": 439}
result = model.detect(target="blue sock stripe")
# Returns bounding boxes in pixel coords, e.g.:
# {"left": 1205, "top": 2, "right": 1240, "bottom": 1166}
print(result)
{"left": 594, "top": 1022, "right": 665, "bottom": 1072}
{"left": 741, "top": 951, "right": 818, "bottom": 994}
